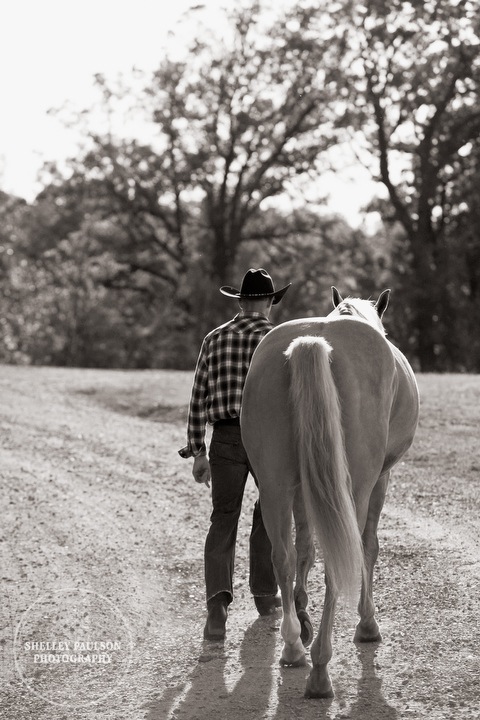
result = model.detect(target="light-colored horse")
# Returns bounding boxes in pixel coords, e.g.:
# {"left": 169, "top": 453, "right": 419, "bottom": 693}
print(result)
{"left": 241, "top": 287, "right": 419, "bottom": 698}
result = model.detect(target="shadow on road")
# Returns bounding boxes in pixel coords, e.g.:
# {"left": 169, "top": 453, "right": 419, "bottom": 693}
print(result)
{"left": 144, "top": 617, "right": 278, "bottom": 720}
{"left": 144, "top": 618, "right": 398, "bottom": 720}
{"left": 348, "top": 643, "right": 398, "bottom": 720}
{"left": 268, "top": 639, "right": 398, "bottom": 720}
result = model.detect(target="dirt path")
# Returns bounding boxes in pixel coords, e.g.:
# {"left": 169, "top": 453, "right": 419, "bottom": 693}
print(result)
{"left": 0, "top": 367, "right": 479, "bottom": 719}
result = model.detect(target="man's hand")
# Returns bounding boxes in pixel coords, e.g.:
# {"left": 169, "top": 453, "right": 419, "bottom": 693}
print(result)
{"left": 193, "top": 454, "right": 211, "bottom": 488}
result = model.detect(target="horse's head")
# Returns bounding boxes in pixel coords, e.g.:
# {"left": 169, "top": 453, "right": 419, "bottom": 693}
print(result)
{"left": 329, "top": 286, "right": 390, "bottom": 335}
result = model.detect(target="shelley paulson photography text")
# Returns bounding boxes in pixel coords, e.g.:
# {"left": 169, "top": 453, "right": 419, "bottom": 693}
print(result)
{"left": 23, "top": 640, "right": 122, "bottom": 664}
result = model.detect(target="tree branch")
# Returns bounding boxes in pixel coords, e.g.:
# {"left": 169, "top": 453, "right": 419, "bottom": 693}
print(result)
{"left": 364, "top": 64, "right": 415, "bottom": 238}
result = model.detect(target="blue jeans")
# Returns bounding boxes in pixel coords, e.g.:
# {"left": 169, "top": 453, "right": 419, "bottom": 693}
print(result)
{"left": 205, "top": 423, "right": 277, "bottom": 605}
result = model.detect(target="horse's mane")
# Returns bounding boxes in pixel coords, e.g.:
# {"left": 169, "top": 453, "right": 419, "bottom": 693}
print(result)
{"left": 330, "top": 297, "right": 386, "bottom": 336}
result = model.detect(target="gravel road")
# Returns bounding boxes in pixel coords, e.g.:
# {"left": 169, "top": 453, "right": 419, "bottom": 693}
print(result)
{"left": 0, "top": 366, "right": 479, "bottom": 720}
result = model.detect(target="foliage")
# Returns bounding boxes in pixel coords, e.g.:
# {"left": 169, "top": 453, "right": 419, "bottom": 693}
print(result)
{"left": 0, "top": 185, "right": 383, "bottom": 367}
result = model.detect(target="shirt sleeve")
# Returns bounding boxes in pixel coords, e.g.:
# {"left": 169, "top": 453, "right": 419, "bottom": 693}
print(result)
{"left": 186, "top": 338, "right": 209, "bottom": 456}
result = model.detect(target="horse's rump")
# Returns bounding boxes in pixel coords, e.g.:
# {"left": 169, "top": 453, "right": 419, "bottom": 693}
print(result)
{"left": 242, "top": 316, "right": 399, "bottom": 483}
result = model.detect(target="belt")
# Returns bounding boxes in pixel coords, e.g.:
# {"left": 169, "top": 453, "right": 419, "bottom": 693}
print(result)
{"left": 214, "top": 418, "right": 240, "bottom": 427}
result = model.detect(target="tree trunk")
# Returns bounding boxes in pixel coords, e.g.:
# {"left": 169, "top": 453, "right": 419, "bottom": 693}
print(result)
{"left": 409, "top": 218, "right": 441, "bottom": 371}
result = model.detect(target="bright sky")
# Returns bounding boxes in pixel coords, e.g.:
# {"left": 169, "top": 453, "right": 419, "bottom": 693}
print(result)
{"left": 0, "top": 0, "right": 231, "bottom": 199}
{"left": 0, "top": 0, "right": 377, "bottom": 223}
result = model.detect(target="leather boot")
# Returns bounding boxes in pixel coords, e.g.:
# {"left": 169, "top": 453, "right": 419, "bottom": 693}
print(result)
{"left": 254, "top": 594, "right": 282, "bottom": 616}
{"left": 204, "top": 593, "right": 229, "bottom": 641}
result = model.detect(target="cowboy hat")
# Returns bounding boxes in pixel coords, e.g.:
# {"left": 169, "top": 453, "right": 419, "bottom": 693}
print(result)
{"left": 220, "top": 268, "right": 291, "bottom": 305}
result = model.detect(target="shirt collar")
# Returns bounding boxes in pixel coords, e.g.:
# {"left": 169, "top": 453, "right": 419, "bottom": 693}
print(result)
{"left": 235, "top": 311, "right": 270, "bottom": 321}
{"left": 228, "top": 311, "right": 273, "bottom": 333}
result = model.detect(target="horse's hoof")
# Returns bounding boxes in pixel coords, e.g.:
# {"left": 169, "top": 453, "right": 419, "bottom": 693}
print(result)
{"left": 355, "top": 632, "right": 382, "bottom": 644}
{"left": 304, "top": 677, "right": 334, "bottom": 699}
{"left": 354, "top": 623, "right": 382, "bottom": 644}
{"left": 280, "top": 653, "right": 308, "bottom": 668}
{"left": 297, "top": 609, "right": 314, "bottom": 647}
{"left": 304, "top": 686, "right": 334, "bottom": 699}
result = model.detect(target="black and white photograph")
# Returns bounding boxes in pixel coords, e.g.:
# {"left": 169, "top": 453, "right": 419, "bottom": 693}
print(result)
{"left": 0, "top": 1, "right": 479, "bottom": 718}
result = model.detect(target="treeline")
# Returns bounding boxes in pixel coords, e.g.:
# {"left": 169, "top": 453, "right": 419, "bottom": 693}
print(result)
{"left": 1, "top": 0, "right": 480, "bottom": 371}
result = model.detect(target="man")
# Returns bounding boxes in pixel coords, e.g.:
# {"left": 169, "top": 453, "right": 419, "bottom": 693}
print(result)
{"left": 179, "top": 268, "right": 291, "bottom": 641}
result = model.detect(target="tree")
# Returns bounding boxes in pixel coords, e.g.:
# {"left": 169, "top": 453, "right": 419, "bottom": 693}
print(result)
{"left": 148, "top": 2, "right": 346, "bottom": 284}
{"left": 0, "top": 191, "right": 32, "bottom": 363}
{"left": 344, "top": 0, "right": 480, "bottom": 369}
{"left": 434, "top": 137, "right": 480, "bottom": 370}
{"left": 237, "top": 205, "right": 390, "bottom": 318}
{"left": 46, "top": 2, "right": 359, "bottom": 336}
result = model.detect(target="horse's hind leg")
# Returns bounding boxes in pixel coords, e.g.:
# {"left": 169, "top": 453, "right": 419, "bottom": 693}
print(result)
{"left": 261, "top": 485, "right": 307, "bottom": 667}
{"left": 354, "top": 470, "right": 390, "bottom": 643}
{"left": 293, "top": 488, "right": 315, "bottom": 647}
{"left": 305, "top": 569, "right": 337, "bottom": 698}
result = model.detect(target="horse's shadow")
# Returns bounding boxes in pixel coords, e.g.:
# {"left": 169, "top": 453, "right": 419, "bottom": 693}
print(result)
{"left": 271, "top": 638, "right": 398, "bottom": 720}
{"left": 347, "top": 643, "right": 398, "bottom": 720}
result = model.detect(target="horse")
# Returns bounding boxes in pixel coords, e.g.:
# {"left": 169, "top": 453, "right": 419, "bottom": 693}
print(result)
{"left": 241, "top": 287, "right": 419, "bottom": 698}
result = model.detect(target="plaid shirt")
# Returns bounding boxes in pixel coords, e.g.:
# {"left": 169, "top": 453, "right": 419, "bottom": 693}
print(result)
{"left": 185, "top": 311, "right": 273, "bottom": 456}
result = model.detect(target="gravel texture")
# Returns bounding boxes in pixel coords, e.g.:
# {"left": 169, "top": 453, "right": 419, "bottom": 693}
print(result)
{"left": 0, "top": 367, "right": 479, "bottom": 720}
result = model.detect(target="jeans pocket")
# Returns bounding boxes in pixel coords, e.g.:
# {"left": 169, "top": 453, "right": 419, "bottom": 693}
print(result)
{"left": 209, "top": 439, "right": 235, "bottom": 464}
{"left": 210, "top": 436, "right": 249, "bottom": 465}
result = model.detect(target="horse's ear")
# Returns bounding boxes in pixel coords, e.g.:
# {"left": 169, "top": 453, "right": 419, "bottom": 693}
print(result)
{"left": 375, "top": 289, "right": 391, "bottom": 318}
{"left": 331, "top": 286, "right": 343, "bottom": 308}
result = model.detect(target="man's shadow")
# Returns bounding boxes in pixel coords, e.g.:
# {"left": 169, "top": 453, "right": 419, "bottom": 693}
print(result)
{"left": 145, "top": 617, "right": 279, "bottom": 720}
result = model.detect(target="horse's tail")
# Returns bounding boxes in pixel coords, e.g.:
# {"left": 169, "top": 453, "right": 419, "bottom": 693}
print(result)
{"left": 285, "top": 336, "right": 364, "bottom": 601}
